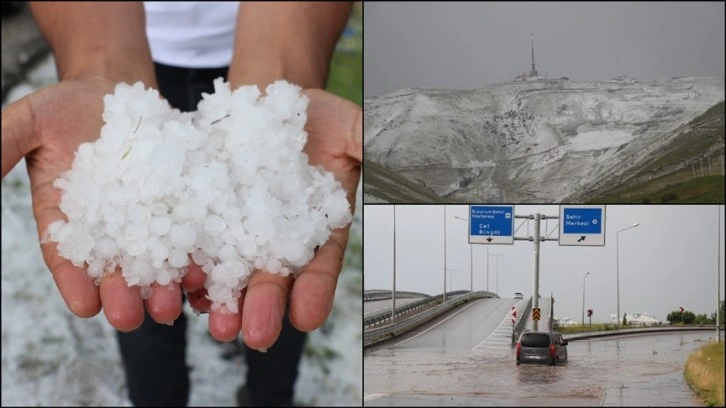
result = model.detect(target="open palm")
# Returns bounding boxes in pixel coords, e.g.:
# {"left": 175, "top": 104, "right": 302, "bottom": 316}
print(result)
{"left": 2, "top": 77, "right": 183, "bottom": 331}
{"left": 186, "top": 89, "right": 362, "bottom": 348}
{"left": 3, "top": 81, "right": 361, "bottom": 347}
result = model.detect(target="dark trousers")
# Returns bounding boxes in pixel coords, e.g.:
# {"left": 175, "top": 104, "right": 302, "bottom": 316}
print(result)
{"left": 116, "top": 62, "right": 307, "bottom": 406}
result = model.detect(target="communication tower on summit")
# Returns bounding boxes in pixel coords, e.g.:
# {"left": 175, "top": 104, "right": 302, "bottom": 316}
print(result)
{"left": 529, "top": 32, "right": 538, "bottom": 77}
{"left": 514, "top": 32, "right": 543, "bottom": 81}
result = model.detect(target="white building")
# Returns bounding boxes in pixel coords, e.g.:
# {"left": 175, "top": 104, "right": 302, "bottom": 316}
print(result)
{"left": 625, "top": 312, "right": 661, "bottom": 326}
{"left": 553, "top": 316, "right": 578, "bottom": 327}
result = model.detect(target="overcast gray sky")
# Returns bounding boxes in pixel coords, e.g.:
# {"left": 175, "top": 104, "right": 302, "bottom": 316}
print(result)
{"left": 364, "top": 2, "right": 725, "bottom": 98}
{"left": 364, "top": 205, "right": 725, "bottom": 324}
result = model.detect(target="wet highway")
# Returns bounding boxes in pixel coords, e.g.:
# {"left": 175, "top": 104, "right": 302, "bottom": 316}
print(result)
{"left": 365, "top": 307, "right": 719, "bottom": 406}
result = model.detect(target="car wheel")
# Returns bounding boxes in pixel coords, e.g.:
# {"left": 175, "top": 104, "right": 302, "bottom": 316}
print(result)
{"left": 516, "top": 360, "right": 521, "bottom": 366}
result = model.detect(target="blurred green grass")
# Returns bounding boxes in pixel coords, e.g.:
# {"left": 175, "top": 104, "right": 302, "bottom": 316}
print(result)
{"left": 326, "top": 2, "right": 362, "bottom": 106}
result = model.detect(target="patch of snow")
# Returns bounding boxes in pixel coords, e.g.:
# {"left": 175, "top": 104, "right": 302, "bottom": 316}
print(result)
{"left": 569, "top": 129, "right": 633, "bottom": 152}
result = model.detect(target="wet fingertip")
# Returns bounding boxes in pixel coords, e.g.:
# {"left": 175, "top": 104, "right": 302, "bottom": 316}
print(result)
{"left": 209, "top": 306, "right": 242, "bottom": 343}
{"left": 68, "top": 298, "right": 102, "bottom": 319}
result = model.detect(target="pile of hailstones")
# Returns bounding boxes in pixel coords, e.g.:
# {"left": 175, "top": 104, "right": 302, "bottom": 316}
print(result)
{"left": 45, "top": 79, "right": 352, "bottom": 313}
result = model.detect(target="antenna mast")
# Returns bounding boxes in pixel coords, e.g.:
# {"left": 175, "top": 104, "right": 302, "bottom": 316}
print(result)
{"left": 531, "top": 32, "right": 535, "bottom": 73}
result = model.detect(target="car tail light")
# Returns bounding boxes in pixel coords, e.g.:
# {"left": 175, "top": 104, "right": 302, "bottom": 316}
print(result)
{"left": 516, "top": 342, "right": 521, "bottom": 358}
{"left": 549, "top": 344, "right": 556, "bottom": 360}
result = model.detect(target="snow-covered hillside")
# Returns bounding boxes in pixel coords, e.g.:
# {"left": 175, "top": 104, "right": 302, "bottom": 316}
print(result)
{"left": 364, "top": 77, "right": 724, "bottom": 202}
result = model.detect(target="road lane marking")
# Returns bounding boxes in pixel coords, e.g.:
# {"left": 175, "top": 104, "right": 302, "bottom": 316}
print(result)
{"left": 472, "top": 300, "right": 525, "bottom": 351}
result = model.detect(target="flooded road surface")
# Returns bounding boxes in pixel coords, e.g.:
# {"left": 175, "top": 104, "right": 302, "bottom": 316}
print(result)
{"left": 364, "top": 331, "right": 719, "bottom": 406}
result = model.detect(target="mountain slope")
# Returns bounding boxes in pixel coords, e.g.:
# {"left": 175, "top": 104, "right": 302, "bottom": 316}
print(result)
{"left": 584, "top": 101, "right": 725, "bottom": 203}
{"left": 363, "top": 158, "right": 449, "bottom": 203}
{"left": 364, "top": 77, "right": 725, "bottom": 203}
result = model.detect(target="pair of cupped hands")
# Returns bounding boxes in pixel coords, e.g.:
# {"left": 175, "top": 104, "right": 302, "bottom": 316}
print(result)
{"left": 1, "top": 75, "right": 362, "bottom": 350}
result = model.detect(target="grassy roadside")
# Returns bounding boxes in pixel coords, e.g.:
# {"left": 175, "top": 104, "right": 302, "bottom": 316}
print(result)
{"left": 553, "top": 323, "right": 672, "bottom": 334}
{"left": 556, "top": 324, "right": 718, "bottom": 335}
{"left": 555, "top": 323, "right": 622, "bottom": 334}
{"left": 684, "top": 340, "right": 725, "bottom": 407}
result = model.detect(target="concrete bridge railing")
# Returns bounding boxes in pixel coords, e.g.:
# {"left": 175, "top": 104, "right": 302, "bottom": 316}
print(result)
{"left": 364, "top": 290, "right": 471, "bottom": 329}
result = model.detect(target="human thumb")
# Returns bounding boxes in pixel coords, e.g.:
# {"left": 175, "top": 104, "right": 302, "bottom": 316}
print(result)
{"left": 1, "top": 96, "right": 41, "bottom": 178}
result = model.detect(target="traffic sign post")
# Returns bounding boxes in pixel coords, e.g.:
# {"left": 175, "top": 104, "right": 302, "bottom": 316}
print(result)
{"left": 469, "top": 205, "right": 514, "bottom": 245}
{"left": 559, "top": 205, "right": 606, "bottom": 246}
{"left": 532, "top": 308, "right": 541, "bottom": 321}
{"left": 587, "top": 309, "right": 593, "bottom": 329}
{"left": 512, "top": 307, "right": 517, "bottom": 332}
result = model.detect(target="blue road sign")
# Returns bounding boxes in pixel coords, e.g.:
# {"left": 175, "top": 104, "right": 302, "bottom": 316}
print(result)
{"left": 469, "top": 205, "right": 514, "bottom": 244}
{"left": 562, "top": 208, "right": 602, "bottom": 234}
{"left": 559, "top": 205, "right": 606, "bottom": 246}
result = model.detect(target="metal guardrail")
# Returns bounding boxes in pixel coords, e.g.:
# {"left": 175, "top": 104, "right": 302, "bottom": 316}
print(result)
{"left": 364, "top": 291, "right": 496, "bottom": 348}
{"left": 364, "top": 290, "right": 471, "bottom": 328}
{"left": 363, "top": 290, "right": 433, "bottom": 302}
{"left": 511, "top": 296, "right": 533, "bottom": 345}
{"left": 563, "top": 326, "right": 724, "bottom": 341}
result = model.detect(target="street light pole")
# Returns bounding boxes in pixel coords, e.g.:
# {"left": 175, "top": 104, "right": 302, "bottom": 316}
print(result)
{"left": 718, "top": 206, "right": 722, "bottom": 342}
{"left": 490, "top": 253, "right": 505, "bottom": 296}
{"left": 486, "top": 245, "right": 490, "bottom": 292}
{"left": 445, "top": 268, "right": 457, "bottom": 292}
{"left": 616, "top": 222, "right": 639, "bottom": 328}
{"left": 444, "top": 206, "right": 447, "bottom": 302}
{"left": 580, "top": 271, "right": 590, "bottom": 325}
{"left": 454, "top": 215, "right": 473, "bottom": 292}
{"left": 392, "top": 205, "right": 396, "bottom": 323}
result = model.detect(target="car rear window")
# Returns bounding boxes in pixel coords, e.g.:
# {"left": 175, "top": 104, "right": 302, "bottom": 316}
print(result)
{"left": 520, "top": 333, "right": 551, "bottom": 348}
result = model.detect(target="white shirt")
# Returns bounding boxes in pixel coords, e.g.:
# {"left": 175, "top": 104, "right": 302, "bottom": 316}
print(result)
{"left": 144, "top": 2, "right": 239, "bottom": 68}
